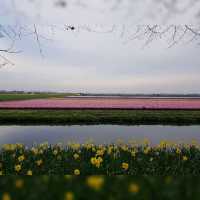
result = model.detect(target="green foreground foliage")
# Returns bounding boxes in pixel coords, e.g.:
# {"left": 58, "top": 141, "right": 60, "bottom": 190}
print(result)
{"left": 1, "top": 176, "right": 200, "bottom": 200}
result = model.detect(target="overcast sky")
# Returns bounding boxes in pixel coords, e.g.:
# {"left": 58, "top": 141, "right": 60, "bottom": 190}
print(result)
{"left": 0, "top": 0, "right": 200, "bottom": 93}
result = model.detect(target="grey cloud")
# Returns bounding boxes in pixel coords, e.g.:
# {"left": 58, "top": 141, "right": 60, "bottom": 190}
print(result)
{"left": 0, "top": 0, "right": 200, "bottom": 93}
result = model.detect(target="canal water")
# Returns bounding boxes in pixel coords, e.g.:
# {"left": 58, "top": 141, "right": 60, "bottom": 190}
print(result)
{"left": 0, "top": 125, "right": 200, "bottom": 147}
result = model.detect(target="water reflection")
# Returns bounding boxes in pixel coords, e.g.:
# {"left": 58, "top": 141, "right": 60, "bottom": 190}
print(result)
{"left": 0, "top": 125, "right": 200, "bottom": 147}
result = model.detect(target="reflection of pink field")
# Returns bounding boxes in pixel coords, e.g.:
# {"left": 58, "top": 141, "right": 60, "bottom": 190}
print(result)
{"left": 1, "top": 98, "right": 200, "bottom": 109}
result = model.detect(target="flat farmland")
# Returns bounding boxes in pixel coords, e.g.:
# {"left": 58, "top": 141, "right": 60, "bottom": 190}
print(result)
{"left": 0, "top": 97, "right": 200, "bottom": 110}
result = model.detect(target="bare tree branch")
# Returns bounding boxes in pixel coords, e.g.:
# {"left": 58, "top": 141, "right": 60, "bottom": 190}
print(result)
{"left": 33, "top": 24, "right": 44, "bottom": 57}
{"left": 0, "top": 0, "right": 200, "bottom": 68}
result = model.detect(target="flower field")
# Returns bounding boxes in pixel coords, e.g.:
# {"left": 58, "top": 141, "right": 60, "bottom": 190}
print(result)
{"left": 1, "top": 176, "right": 200, "bottom": 200}
{"left": 1, "top": 140, "right": 200, "bottom": 175}
{"left": 0, "top": 98, "right": 200, "bottom": 109}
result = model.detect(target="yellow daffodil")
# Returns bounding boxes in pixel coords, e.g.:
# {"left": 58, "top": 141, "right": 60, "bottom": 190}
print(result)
{"left": 53, "top": 149, "right": 58, "bottom": 156}
{"left": 2, "top": 193, "right": 11, "bottom": 200}
{"left": 183, "top": 156, "right": 188, "bottom": 161}
{"left": 39, "top": 149, "right": 44, "bottom": 155}
{"left": 90, "top": 157, "right": 103, "bottom": 168}
{"left": 15, "top": 179, "right": 24, "bottom": 189}
{"left": 18, "top": 155, "right": 25, "bottom": 162}
{"left": 73, "top": 153, "right": 80, "bottom": 160}
{"left": 31, "top": 147, "right": 39, "bottom": 155}
{"left": 96, "top": 149, "right": 104, "bottom": 156}
{"left": 16, "top": 143, "right": 24, "bottom": 149}
{"left": 121, "top": 145, "right": 129, "bottom": 151}
{"left": 91, "top": 157, "right": 96, "bottom": 165}
{"left": 36, "top": 159, "right": 43, "bottom": 166}
{"left": 74, "top": 169, "right": 80, "bottom": 175}
{"left": 144, "top": 147, "right": 151, "bottom": 154}
{"left": 86, "top": 176, "right": 104, "bottom": 191}
{"left": 107, "top": 146, "right": 113, "bottom": 155}
{"left": 3, "top": 144, "right": 16, "bottom": 151}
{"left": 65, "top": 192, "right": 74, "bottom": 200}
{"left": 131, "top": 151, "right": 137, "bottom": 157}
{"left": 27, "top": 170, "right": 33, "bottom": 176}
{"left": 176, "top": 148, "right": 181, "bottom": 154}
{"left": 129, "top": 183, "right": 140, "bottom": 194}
{"left": 85, "top": 143, "right": 94, "bottom": 150}
{"left": 14, "top": 164, "right": 22, "bottom": 172}
{"left": 122, "top": 162, "right": 129, "bottom": 171}
{"left": 70, "top": 143, "right": 80, "bottom": 150}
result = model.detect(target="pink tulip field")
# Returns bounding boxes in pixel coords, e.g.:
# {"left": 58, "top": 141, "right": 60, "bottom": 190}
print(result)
{"left": 0, "top": 97, "right": 200, "bottom": 109}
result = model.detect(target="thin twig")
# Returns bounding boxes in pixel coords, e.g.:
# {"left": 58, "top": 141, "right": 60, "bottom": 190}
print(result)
{"left": 33, "top": 24, "right": 44, "bottom": 58}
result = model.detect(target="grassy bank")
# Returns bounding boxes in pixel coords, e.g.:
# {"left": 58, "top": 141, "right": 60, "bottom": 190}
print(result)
{"left": 1, "top": 142, "right": 200, "bottom": 175}
{"left": 0, "top": 110, "right": 200, "bottom": 125}
{"left": 1, "top": 176, "right": 200, "bottom": 200}
{"left": 0, "top": 93, "right": 77, "bottom": 102}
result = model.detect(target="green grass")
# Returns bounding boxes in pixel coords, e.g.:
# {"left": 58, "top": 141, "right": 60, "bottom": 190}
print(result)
{"left": 1, "top": 176, "right": 200, "bottom": 200}
{"left": 0, "top": 93, "right": 77, "bottom": 101}
{"left": 0, "top": 110, "right": 200, "bottom": 125}
{"left": 0, "top": 142, "right": 200, "bottom": 175}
